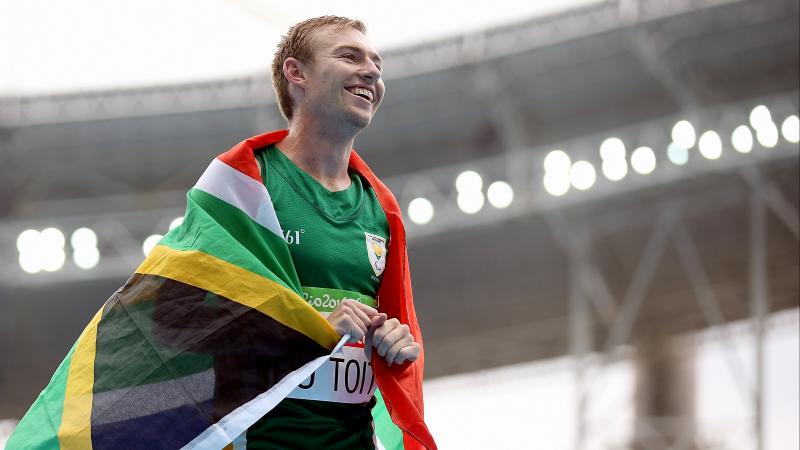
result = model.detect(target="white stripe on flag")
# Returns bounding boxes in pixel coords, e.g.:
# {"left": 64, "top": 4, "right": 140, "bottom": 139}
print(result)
{"left": 181, "top": 335, "right": 350, "bottom": 450}
{"left": 194, "top": 158, "right": 283, "bottom": 238}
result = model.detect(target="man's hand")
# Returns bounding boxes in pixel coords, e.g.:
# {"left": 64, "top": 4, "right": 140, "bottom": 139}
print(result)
{"left": 327, "top": 299, "right": 379, "bottom": 343}
{"left": 365, "top": 316, "right": 421, "bottom": 367}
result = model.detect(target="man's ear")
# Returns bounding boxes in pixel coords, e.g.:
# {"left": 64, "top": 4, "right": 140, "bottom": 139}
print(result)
{"left": 283, "top": 57, "right": 306, "bottom": 89}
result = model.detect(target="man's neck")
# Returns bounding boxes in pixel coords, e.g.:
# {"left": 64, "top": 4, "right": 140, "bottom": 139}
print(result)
{"left": 278, "top": 119, "right": 358, "bottom": 192}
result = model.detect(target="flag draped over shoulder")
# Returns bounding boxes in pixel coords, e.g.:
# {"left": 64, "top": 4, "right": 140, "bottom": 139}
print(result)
{"left": 7, "top": 130, "right": 436, "bottom": 450}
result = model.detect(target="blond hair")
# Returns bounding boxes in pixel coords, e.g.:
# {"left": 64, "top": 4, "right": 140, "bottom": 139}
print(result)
{"left": 271, "top": 16, "right": 367, "bottom": 121}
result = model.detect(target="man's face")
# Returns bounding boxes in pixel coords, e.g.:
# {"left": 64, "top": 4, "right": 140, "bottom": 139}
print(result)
{"left": 300, "top": 26, "right": 385, "bottom": 131}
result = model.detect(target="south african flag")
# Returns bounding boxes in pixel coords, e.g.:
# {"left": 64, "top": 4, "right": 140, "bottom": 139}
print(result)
{"left": 7, "top": 130, "right": 436, "bottom": 450}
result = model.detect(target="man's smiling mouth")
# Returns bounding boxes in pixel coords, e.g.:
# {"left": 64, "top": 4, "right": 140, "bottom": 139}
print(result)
{"left": 345, "top": 87, "right": 374, "bottom": 103}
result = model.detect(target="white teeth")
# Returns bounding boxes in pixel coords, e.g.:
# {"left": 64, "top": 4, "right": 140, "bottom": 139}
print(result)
{"left": 348, "top": 87, "right": 373, "bottom": 102}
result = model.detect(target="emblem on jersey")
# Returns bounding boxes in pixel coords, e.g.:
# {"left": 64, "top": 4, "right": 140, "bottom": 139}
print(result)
{"left": 364, "top": 232, "right": 387, "bottom": 277}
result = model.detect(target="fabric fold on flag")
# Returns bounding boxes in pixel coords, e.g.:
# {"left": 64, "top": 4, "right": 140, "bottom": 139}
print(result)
{"left": 7, "top": 129, "right": 436, "bottom": 450}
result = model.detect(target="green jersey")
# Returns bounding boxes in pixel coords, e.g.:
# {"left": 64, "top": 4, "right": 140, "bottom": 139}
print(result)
{"left": 246, "top": 145, "right": 390, "bottom": 449}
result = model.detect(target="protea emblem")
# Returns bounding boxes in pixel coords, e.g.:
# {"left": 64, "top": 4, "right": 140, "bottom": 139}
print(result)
{"left": 364, "top": 232, "right": 387, "bottom": 277}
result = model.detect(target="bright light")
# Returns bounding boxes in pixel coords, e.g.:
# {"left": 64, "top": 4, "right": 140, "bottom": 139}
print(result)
{"left": 457, "top": 190, "right": 484, "bottom": 214}
{"left": 70, "top": 227, "right": 97, "bottom": 249}
{"left": 19, "top": 252, "right": 42, "bottom": 274}
{"left": 487, "top": 181, "right": 514, "bottom": 209}
{"left": 455, "top": 170, "right": 483, "bottom": 193}
{"left": 757, "top": 122, "right": 779, "bottom": 148}
{"left": 16, "top": 229, "right": 40, "bottom": 253}
{"left": 71, "top": 227, "right": 100, "bottom": 269}
{"left": 408, "top": 198, "right": 434, "bottom": 225}
{"left": 543, "top": 172, "right": 570, "bottom": 196}
{"left": 782, "top": 115, "right": 799, "bottom": 143}
{"left": 599, "top": 137, "right": 625, "bottom": 160}
{"left": 667, "top": 142, "right": 689, "bottom": 166}
{"left": 143, "top": 234, "right": 163, "bottom": 256}
{"left": 40, "top": 228, "right": 66, "bottom": 272}
{"left": 631, "top": 146, "right": 656, "bottom": 174}
{"left": 40, "top": 227, "right": 65, "bottom": 250}
{"left": 601, "top": 159, "right": 627, "bottom": 181}
{"left": 749, "top": 105, "right": 772, "bottom": 130}
{"left": 671, "top": 120, "right": 696, "bottom": 149}
{"left": 17, "top": 229, "right": 43, "bottom": 273}
{"left": 169, "top": 217, "right": 184, "bottom": 230}
{"left": 731, "top": 125, "right": 754, "bottom": 153}
{"left": 544, "top": 150, "right": 571, "bottom": 174}
{"left": 698, "top": 130, "right": 722, "bottom": 160}
{"left": 569, "top": 161, "right": 596, "bottom": 191}
{"left": 41, "top": 249, "right": 66, "bottom": 272}
{"left": 73, "top": 247, "right": 100, "bottom": 270}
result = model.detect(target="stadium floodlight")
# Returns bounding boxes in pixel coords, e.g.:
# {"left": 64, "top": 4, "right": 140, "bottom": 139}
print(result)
{"left": 749, "top": 105, "right": 772, "bottom": 130}
{"left": 40, "top": 227, "right": 65, "bottom": 250}
{"left": 756, "top": 122, "right": 779, "bottom": 148}
{"left": 455, "top": 170, "right": 483, "bottom": 193}
{"left": 169, "top": 217, "right": 184, "bottom": 231}
{"left": 543, "top": 150, "right": 571, "bottom": 174}
{"left": 17, "top": 229, "right": 40, "bottom": 253}
{"left": 599, "top": 137, "right": 626, "bottom": 161}
{"left": 71, "top": 227, "right": 100, "bottom": 270}
{"left": 487, "top": 181, "right": 514, "bottom": 209}
{"left": 17, "top": 229, "right": 43, "bottom": 274}
{"left": 698, "top": 130, "right": 722, "bottom": 160}
{"left": 671, "top": 120, "right": 696, "bottom": 149}
{"left": 19, "top": 253, "right": 44, "bottom": 274}
{"left": 73, "top": 247, "right": 100, "bottom": 270}
{"left": 731, "top": 125, "right": 754, "bottom": 153}
{"left": 667, "top": 142, "right": 689, "bottom": 166}
{"left": 631, "top": 146, "right": 656, "bottom": 174}
{"left": 543, "top": 172, "right": 570, "bottom": 196}
{"left": 70, "top": 227, "right": 98, "bottom": 250}
{"left": 142, "top": 234, "right": 163, "bottom": 256}
{"left": 457, "top": 190, "right": 484, "bottom": 214}
{"left": 408, "top": 197, "right": 434, "bottom": 225}
{"left": 569, "top": 161, "right": 596, "bottom": 191}
{"left": 601, "top": 158, "right": 627, "bottom": 181}
{"left": 782, "top": 115, "right": 799, "bottom": 143}
{"left": 40, "top": 228, "right": 66, "bottom": 272}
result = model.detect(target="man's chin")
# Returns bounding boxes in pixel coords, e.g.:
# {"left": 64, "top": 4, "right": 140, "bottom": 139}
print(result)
{"left": 343, "top": 111, "right": 373, "bottom": 131}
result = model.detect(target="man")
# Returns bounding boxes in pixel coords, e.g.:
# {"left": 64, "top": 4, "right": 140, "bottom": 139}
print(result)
{"left": 7, "top": 15, "right": 434, "bottom": 450}
{"left": 244, "top": 15, "right": 426, "bottom": 448}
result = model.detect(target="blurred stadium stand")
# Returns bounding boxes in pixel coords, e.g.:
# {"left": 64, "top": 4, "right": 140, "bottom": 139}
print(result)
{"left": 1, "top": 0, "right": 798, "bottom": 447}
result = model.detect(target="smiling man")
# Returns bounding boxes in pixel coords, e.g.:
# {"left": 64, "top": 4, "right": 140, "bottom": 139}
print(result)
{"left": 6, "top": 15, "right": 434, "bottom": 450}
{"left": 241, "top": 16, "right": 432, "bottom": 449}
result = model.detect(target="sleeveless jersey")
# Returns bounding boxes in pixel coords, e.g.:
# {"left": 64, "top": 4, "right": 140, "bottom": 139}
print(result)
{"left": 245, "top": 145, "right": 390, "bottom": 449}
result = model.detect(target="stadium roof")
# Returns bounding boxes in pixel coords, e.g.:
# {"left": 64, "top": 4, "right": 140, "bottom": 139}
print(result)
{"left": 0, "top": 0, "right": 601, "bottom": 96}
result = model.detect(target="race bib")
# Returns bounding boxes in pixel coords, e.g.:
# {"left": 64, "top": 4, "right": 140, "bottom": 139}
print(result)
{"left": 287, "top": 287, "right": 377, "bottom": 403}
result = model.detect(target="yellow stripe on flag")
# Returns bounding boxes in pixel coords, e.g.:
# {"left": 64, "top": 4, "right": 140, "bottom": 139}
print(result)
{"left": 58, "top": 308, "right": 103, "bottom": 449}
{"left": 136, "top": 245, "right": 340, "bottom": 350}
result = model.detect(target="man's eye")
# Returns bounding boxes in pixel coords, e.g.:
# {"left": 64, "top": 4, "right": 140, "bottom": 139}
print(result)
{"left": 342, "top": 54, "right": 356, "bottom": 61}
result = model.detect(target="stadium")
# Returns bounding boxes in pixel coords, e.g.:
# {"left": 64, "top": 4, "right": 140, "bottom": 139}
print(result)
{"left": 1, "top": 0, "right": 798, "bottom": 448}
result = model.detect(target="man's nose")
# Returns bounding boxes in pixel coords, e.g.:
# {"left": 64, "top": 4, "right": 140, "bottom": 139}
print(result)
{"left": 359, "top": 60, "right": 381, "bottom": 82}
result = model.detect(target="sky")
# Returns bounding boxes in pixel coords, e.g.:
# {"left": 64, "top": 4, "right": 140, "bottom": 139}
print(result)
{"left": 0, "top": 0, "right": 602, "bottom": 96}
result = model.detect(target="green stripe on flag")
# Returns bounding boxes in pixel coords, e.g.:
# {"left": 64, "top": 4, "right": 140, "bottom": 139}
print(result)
{"left": 92, "top": 295, "right": 213, "bottom": 393}
{"left": 159, "top": 189, "right": 301, "bottom": 294}
{"left": 372, "top": 388, "right": 404, "bottom": 450}
{"left": 6, "top": 343, "right": 77, "bottom": 450}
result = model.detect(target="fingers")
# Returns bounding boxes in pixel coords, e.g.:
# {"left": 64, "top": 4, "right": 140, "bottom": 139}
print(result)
{"left": 327, "top": 299, "right": 379, "bottom": 343}
{"left": 372, "top": 319, "right": 407, "bottom": 356}
{"left": 371, "top": 319, "right": 420, "bottom": 366}
{"left": 389, "top": 343, "right": 420, "bottom": 366}
{"left": 364, "top": 313, "right": 387, "bottom": 359}
{"left": 384, "top": 337, "right": 418, "bottom": 366}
